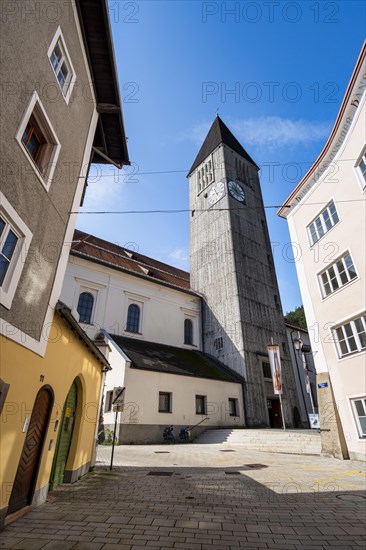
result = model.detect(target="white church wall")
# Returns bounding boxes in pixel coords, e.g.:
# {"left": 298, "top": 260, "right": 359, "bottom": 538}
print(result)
{"left": 61, "top": 255, "right": 202, "bottom": 349}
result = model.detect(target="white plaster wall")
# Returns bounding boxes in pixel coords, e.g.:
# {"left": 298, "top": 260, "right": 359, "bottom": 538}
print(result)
{"left": 61, "top": 256, "right": 202, "bottom": 349}
{"left": 122, "top": 365, "right": 244, "bottom": 428}
{"left": 284, "top": 91, "right": 366, "bottom": 458}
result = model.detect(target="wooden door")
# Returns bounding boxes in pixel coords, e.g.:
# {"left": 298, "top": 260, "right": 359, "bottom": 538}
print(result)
{"left": 270, "top": 399, "right": 283, "bottom": 428}
{"left": 7, "top": 387, "right": 53, "bottom": 515}
{"left": 49, "top": 381, "right": 77, "bottom": 490}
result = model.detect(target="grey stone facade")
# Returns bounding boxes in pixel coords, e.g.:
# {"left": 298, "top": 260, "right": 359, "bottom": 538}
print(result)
{"left": 189, "top": 118, "right": 300, "bottom": 428}
{"left": 0, "top": 6, "right": 96, "bottom": 340}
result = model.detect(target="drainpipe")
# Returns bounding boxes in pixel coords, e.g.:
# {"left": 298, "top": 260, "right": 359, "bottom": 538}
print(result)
{"left": 290, "top": 330, "right": 310, "bottom": 426}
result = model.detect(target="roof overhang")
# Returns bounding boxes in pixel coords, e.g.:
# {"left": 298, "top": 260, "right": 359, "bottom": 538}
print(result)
{"left": 75, "top": 0, "right": 129, "bottom": 168}
{"left": 70, "top": 248, "right": 200, "bottom": 298}
{"left": 55, "top": 301, "right": 111, "bottom": 370}
{"left": 278, "top": 40, "right": 366, "bottom": 219}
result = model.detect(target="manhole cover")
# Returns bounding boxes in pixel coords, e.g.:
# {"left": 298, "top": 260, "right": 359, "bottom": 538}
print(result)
{"left": 220, "top": 449, "right": 236, "bottom": 452}
{"left": 225, "top": 471, "right": 241, "bottom": 475}
{"left": 154, "top": 451, "right": 170, "bottom": 454}
{"left": 244, "top": 464, "right": 268, "bottom": 469}
{"left": 336, "top": 494, "right": 366, "bottom": 501}
{"left": 147, "top": 471, "right": 173, "bottom": 477}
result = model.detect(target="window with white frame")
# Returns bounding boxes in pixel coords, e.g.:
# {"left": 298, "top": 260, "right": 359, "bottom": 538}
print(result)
{"left": 351, "top": 398, "right": 366, "bottom": 437}
{"left": 16, "top": 92, "right": 61, "bottom": 190}
{"left": 126, "top": 303, "right": 141, "bottom": 333}
{"left": 333, "top": 314, "right": 366, "bottom": 358}
{"left": 0, "top": 193, "right": 32, "bottom": 310}
{"left": 47, "top": 27, "right": 76, "bottom": 103}
{"left": 158, "top": 392, "right": 172, "bottom": 413}
{"left": 307, "top": 201, "right": 339, "bottom": 245}
{"left": 319, "top": 252, "right": 357, "bottom": 297}
{"left": 355, "top": 148, "right": 366, "bottom": 190}
{"left": 77, "top": 291, "right": 94, "bottom": 324}
{"left": 197, "top": 157, "right": 214, "bottom": 194}
{"left": 195, "top": 395, "right": 207, "bottom": 415}
{"left": 184, "top": 318, "right": 194, "bottom": 345}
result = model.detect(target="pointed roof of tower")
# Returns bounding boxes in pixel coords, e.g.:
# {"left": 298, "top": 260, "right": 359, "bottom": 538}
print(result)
{"left": 187, "top": 116, "right": 258, "bottom": 176}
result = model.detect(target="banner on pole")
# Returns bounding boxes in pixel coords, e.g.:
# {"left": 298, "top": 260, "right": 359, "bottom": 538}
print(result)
{"left": 267, "top": 344, "right": 283, "bottom": 395}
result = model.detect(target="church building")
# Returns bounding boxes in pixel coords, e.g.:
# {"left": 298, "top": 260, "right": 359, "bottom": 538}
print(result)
{"left": 61, "top": 118, "right": 300, "bottom": 443}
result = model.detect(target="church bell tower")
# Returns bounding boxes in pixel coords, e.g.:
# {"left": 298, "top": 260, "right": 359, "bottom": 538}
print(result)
{"left": 188, "top": 116, "right": 299, "bottom": 427}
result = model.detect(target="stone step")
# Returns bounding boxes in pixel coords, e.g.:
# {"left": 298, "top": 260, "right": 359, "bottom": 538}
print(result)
{"left": 194, "top": 428, "right": 321, "bottom": 455}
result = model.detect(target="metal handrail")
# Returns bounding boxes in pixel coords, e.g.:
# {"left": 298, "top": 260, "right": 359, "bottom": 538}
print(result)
{"left": 187, "top": 416, "right": 210, "bottom": 432}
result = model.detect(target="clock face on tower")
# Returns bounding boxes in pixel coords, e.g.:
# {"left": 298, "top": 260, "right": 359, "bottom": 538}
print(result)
{"left": 207, "top": 180, "right": 225, "bottom": 207}
{"left": 228, "top": 180, "right": 245, "bottom": 203}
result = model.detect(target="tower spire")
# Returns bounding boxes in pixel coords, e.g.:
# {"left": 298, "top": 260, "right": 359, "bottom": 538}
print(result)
{"left": 187, "top": 116, "right": 258, "bottom": 177}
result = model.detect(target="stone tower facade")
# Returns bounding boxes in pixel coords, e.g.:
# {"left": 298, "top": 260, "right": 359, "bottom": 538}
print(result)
{"left": 188, "top": 117, "right": 299, "bottom": 427}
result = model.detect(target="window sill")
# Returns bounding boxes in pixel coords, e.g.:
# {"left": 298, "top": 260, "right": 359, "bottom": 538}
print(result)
{"left": 158, "top": 411, "right": 172, "bottom": 414}
{"left": 320, "top": 275, "right": 360, "bottom": 302}
{"left": 336, "top": 348, "right": 366, "bottom": 362}
{"left": 309, "top": 220, "right": 339, "bottom": 248}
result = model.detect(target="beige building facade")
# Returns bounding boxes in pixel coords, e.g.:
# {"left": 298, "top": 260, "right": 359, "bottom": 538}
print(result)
{"left": 279, "top": 41, "right": 366, "bottom": 461}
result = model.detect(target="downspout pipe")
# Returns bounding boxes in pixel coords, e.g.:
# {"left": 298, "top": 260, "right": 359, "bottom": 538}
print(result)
{"left": 290, "top": 329, "right": 310, "bottom": 426}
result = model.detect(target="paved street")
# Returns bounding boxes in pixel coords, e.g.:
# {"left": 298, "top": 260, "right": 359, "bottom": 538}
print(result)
{"left": 2, "top": 444, "right": 366, "bottom": 550}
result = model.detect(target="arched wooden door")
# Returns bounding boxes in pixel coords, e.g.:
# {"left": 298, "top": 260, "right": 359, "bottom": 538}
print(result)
{"left": 49, "top": 381, "right": 77, "bottom": 490}
{"left": 7, "top": 387, "right": 53, "bottom": 515}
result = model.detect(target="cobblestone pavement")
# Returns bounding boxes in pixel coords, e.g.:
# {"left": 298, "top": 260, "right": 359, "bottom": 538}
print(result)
{"left": 2, "top": 444, "right": 366, "bottom": 549}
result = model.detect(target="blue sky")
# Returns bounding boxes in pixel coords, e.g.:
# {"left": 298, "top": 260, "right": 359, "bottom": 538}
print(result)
{"left": 78, "top": 0, "right": 365, "bottom": 313}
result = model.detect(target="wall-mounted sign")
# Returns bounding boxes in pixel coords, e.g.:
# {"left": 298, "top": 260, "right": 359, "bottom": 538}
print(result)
{"left": 309, "top": 413, "right": 320, "bottom": 429}
{"left": 318, "top": 382, "right": 328, "bottom": 389}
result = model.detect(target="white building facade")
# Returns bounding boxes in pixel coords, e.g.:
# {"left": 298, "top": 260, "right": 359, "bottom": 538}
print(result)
{"left": 61, "top": 230, "right": 245, "bottom": 443}
{"left": 279, "top": 42, "right": 366, "bottom": 461}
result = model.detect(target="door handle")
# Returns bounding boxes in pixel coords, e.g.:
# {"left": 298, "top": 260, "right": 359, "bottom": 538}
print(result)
{"left": 26, "top": 438, "right": 36, "bottom": 450}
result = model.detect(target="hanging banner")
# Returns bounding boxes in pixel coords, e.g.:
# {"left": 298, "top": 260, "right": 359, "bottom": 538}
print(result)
{"left": 267, "top": 344, "right": 283, "bottom": 395}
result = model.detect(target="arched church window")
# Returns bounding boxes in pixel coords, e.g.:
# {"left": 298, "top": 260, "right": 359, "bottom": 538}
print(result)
{"left": 126, "top": 304, "right": 140, "bottom": 333}
{"left": 77, "top": 292, "right": 94, "bottom": 324}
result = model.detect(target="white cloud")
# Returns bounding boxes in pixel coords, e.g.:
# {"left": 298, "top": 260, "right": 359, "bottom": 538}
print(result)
{"left": 82, "top": 166, "right": 132, "bottom": 210}
{"left": 188, "top": 116, "right": 331, "bottom": 150}
{"left": 167, "top": 247, "right": 190, "bottom": 270}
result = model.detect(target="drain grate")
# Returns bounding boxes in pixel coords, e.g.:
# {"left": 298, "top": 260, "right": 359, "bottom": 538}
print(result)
{"left": 220, "top": 449, "right": 236, "bottom": 452}
{"left": 147, "top": 471, "right": 173, "bottom": 476}
{"left": 186, "top": 496, "right": 195, "bottom": 500}
{"left": 336, "top": 494, "right": 366, "bottom": 501}
{"left": 225, "top": 471, "right": 241, "bottom": 475}
{"left": 154, "top": 451, "right": 170, "bottom": 454}
{"left": 244, "top": 464, "right": 268, "bottom": 470}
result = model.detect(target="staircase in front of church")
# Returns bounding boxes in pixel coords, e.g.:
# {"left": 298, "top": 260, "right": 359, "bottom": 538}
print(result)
{"left": 193, "top": 428, "right": 321, "bottom": 455}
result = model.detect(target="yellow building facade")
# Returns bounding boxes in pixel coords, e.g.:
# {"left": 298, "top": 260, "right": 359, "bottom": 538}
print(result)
{"left": 0, "top": 305, "right": 108, "bottom": 526}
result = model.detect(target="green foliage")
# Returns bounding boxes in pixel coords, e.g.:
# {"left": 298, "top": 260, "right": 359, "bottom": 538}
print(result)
{"left": 100, "top": 428, "right": 114, "bottom": 446}
{"left": 285, "top": 305, "right": 307, "bottom": 330}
